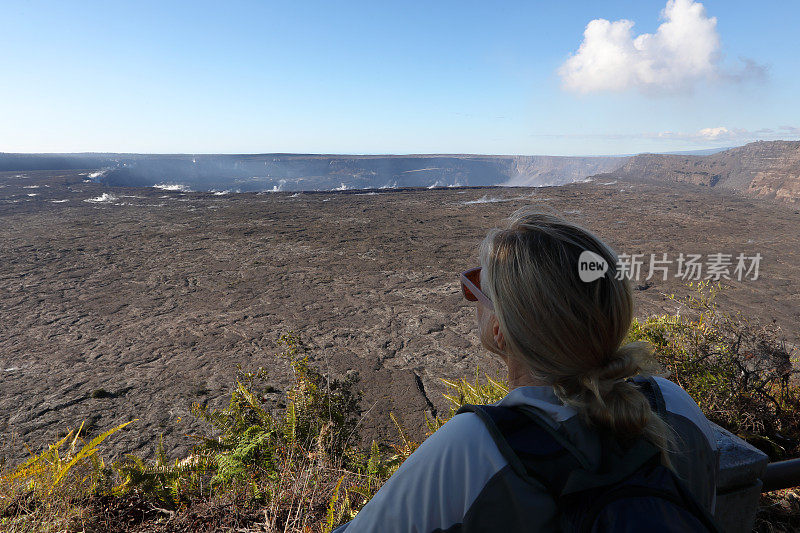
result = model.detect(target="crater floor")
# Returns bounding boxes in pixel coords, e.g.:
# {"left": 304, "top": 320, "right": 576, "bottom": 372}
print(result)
{"left": 2, "top": 170, "right": 798, "bottom": 465}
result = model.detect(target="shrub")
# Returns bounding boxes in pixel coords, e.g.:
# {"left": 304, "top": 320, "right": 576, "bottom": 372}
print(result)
{"left": 626, "top": 281, "right": 800, "bottom": 459}
{"left": 112, "top": 332, "right": 404, "bottom": 531}
{"left": 426, "top": 369, "right": 508, "bottom": 433}
{"left": 0, "top": 420, "right": 133, "bottom": 532}
{"left": 189, "top": 334, "right": 363, "bottom": 487}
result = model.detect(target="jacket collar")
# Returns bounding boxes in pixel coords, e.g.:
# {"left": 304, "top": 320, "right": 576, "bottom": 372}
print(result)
{"left": 495, "top": 385, "right": 578, "bottom": 424}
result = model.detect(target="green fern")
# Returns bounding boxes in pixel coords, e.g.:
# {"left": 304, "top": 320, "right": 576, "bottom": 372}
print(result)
{"left": 324, "top": 475, "right": 346, "bottom": 533}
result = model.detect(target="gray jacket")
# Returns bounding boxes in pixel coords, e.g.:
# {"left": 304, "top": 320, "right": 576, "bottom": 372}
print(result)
{"left": 338, "top": 376, "right": 718, "bottom": 532}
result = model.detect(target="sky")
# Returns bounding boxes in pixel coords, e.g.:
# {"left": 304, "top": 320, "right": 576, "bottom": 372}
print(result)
{"left": 1, "top": 0, "right": 798, "bottom": 156}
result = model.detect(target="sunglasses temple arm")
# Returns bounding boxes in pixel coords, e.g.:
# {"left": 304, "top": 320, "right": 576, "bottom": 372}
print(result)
{"left": 461, "top": 274, "right": 492, "bottom": 307}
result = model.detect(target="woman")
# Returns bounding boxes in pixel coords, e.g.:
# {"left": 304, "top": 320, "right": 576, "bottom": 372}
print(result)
{"left": 338, "top": 207, "right": 718, "bottom": 532}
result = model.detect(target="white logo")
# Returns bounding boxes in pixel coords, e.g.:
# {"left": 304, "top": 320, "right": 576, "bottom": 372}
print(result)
{"left": 578, "top": 251, "right": 608, "bottom": 282}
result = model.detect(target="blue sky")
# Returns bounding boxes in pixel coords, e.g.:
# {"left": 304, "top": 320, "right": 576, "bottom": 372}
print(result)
{"left": 1, "top": 0, "right": 798, "bottom": 155}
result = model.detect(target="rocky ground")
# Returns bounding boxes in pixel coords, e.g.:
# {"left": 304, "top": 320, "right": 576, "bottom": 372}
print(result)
{"left": 1, "top": 170, "right": 799, "bottom": 465}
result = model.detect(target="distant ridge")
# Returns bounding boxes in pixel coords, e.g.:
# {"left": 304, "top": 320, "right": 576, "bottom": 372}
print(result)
{"left": 659, "top": 147, "right": 733, "bottom": 156}
{"left": 3, "top": 142, "right": 798, "bottom": 201}
{"left": 597, "top": 140, "right": 800, "bottom": 203}
{"left": 0, "top": 153, "right": 623, "bottom": 192}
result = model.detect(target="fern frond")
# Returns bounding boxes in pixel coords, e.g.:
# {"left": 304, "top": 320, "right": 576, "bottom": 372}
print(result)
{"left": 50, "top": 420, "right": 135, "bottom": 492}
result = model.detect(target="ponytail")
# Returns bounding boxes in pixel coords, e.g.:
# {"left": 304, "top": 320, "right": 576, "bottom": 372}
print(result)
{"left": 553, "top": 342, "right": 676, "bottom": 465}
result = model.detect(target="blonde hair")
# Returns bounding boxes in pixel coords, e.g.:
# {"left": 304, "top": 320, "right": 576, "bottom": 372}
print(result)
{"left": 479, "top": 206, "right": 674, "bottom": 461}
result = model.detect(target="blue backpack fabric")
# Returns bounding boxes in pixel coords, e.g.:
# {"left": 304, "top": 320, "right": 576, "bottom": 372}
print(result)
{"left": 456, "top": 377, "right": 722, "bottom": 533}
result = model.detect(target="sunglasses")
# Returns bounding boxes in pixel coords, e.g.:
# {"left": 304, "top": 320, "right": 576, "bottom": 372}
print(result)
{"left": 460, "top": 267, "right": 493, "bottom": 308}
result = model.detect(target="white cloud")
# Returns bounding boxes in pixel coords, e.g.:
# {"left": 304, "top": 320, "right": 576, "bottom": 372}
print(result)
{"left": 657, "top": 127, "right": 739, "bottom": 141}
{"left": 697, "top": 127, "right": 734, "bottom": 140}
{"left": 558, "top": 0, "right": 761, "bottom": 94}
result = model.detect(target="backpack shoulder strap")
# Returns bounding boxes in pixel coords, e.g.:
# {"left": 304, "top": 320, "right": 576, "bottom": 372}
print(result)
{"left": 456, "top": 377, "right": 670, "bottom": 499}
{"left": 629, "top": 375, "right": 667, "bottom": 416}
{"left": 456, "top": 404, "right": 581, "bottom": 495}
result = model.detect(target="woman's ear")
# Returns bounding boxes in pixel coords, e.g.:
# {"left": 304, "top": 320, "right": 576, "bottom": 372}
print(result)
{"left": 492, "top": 317, "right": 506, "bottom": 352}
{"left": 480, "top": 312, "right": 507, "bottom": 359}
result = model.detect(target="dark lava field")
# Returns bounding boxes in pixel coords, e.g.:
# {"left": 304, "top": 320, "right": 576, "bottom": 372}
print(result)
{"left": 2, "top": 170, "right": 799, "bottom": 465}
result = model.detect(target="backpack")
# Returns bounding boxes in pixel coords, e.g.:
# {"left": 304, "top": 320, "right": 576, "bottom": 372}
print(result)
{"left": 456, "top": 376, "right": 722, "bottom": 533}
